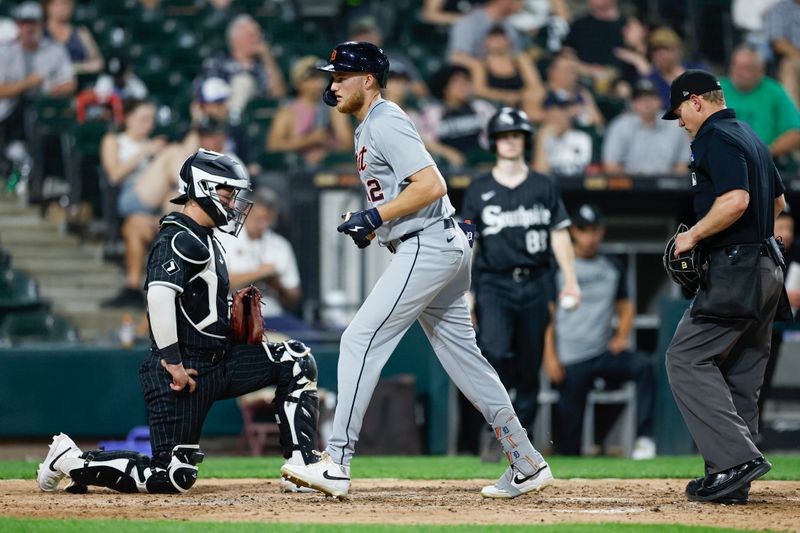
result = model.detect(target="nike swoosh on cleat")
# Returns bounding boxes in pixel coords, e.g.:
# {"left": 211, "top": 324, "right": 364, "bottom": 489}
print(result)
{"left": 322, "top": 470, "right": 351, "bottom": 481}
{"left": 49, "top": 447, "right": 72, "bottom": 472}
{"left": 513, "top": 465, "right": 548, "bottom": 484}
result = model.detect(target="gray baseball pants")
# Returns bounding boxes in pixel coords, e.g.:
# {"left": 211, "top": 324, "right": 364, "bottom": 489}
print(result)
{"left": 327, "top": 220, "right": 516, "bottom": 465}
{"left": 666, "top": 257, "right": 783, "bottom": 473}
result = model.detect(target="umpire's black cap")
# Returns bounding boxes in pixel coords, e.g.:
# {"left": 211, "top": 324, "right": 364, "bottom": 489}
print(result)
{"left": 572, "top": 204, "right": 604, "bottom": 227}
{"left": 662, "top": 69, "right": 722, "bottom": 120}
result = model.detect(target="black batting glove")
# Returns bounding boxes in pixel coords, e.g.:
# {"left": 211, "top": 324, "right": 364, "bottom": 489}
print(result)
{"left": 338, "top": 208, "right": 382, "bottom": 248}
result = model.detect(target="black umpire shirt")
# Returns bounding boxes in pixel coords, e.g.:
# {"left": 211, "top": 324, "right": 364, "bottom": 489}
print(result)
{"left": 462, "top": 170, "right": 571, "bottom": 273}
{"left": 145, "top": 212, "right": 230, "bottom": 355}
{"left": 689, "top": 108, "right": 785, "bottom": 247}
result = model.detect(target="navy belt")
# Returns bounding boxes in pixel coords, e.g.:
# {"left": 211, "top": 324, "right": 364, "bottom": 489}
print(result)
{"left": 387, "top": 218, "right": 455, "bottom": 254}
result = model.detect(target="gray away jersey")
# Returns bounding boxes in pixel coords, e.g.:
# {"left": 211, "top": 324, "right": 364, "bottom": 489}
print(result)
{"left": 354, "top": 98, "right": 455, "bottom": 243}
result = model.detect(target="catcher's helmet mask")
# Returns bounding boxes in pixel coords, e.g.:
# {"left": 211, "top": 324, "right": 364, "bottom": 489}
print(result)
{"left": 317, "top": 41, "right": 390, "bottom": 107}
{"left": 171, "top": 149, "right": 253, "bottom": 237}
{"left": 487, "top": 107, "right": 535, "bottom": 154}
{"left": 663, "top": 223, "right": 708, "bottom": 297}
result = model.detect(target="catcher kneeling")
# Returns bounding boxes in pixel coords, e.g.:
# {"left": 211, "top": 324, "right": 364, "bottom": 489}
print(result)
{"left": 37, "top": 150, "right": 319, "bottom": 494}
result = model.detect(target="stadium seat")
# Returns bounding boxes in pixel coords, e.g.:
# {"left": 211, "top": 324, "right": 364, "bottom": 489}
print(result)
{"left": 94, "top": 0, "right": 135, "bottom": 20}
{"left": 535, "top": 376, "right": 637, "bottom": 457}
{"left": 72, "top": 121, "right": 112, "bottom": 218}
{"left": 0, "top": 249, "right": 10, "bottom": 270}
{"left": 73, "top": 121, "right": 110, "bottom": 158}
{"left": 93, "top": 23, "right": 132, "bottom": 51}
{"left": 97, "top": 165, "right": 124, "bottom": 262}
{"left": 243, "top": 98, "right": 281, "bottom": 122}
{"left": 0, "top": 307, "right": 79, "bottom": 345}
{"left": 258, "top": 151, "right": 289, "bottom": 173}
{"left": 237, "top": 390, "right": 282, "bottom": 456}
{"left": 32, "top": 97, "right": 74, "bottom": 131}
{"left": 0, "top": 269, "right": 40, "bottom": 311}
{"left": 581, "top": 379, "right": 637, "bottom": 458}
{"left": 73, "top": 3, "right": 98, "bottom": 25}
{"left": 596, "top": 96, "right": 628, "bottom": 124}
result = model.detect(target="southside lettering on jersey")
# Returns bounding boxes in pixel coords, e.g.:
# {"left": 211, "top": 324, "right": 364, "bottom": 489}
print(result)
{"left": 462, "top": 171, "right": 570, "bottom": 272}
{"left": 481, "top": 204, "right": 553, "bottom": 235}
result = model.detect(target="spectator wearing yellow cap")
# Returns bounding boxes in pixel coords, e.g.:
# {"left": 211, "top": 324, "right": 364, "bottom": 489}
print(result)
{"left": 642, "top": 27, "right": 706, "bottom": 110}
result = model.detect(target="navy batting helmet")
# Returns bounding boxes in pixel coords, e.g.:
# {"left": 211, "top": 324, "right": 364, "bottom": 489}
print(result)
{"left": 317, "top": 41, "right": 390, "bottom": 106}
{"left": 487, "top": 107, "right": 534, "bottom": 153}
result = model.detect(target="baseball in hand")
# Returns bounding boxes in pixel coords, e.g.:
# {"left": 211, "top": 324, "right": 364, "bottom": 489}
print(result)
{"left": 560, "top": 295, "right": 578, "bottom": 310}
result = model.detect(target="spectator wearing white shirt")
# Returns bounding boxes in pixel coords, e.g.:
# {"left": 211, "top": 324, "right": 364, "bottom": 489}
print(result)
{"left": 602, "top": 79, "right": 690, "bottom": 176}
{"left": 533, "top": 92, "right": 592, "bottom": 176}
{"left": 0, "top": 2, "right": 76, "bottom": 151}
{"left": 217, "top": 188, "right": 308, "bottom": 335}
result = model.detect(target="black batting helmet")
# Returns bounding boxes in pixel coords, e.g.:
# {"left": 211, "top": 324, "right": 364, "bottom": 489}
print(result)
{"left": 487, "top": 107, "right": 534, "bottom": 153}
{"left": 317, "top": 41, "right": 390, "bottom": 106}
{"left": 171, "top": 149, "right": 253, "bottom": 236}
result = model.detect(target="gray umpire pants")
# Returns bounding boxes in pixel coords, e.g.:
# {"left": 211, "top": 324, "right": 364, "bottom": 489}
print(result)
{"left": 326, "top": 220, "right": 516, "bottom": 466}
{"left": 665, "top": 257, "right": 783, "bottom": 474}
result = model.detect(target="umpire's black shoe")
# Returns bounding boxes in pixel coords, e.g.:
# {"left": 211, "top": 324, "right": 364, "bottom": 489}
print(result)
{"left": 686, "top": 477, "right": 750, "bottom": 504}
{"left": 688, "top": 456, "right": 771, "bottom": 503}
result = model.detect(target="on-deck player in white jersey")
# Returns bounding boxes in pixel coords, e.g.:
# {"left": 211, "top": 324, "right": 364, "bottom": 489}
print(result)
{"left": 281, "top": 41, "right": 554, "bottom": 500}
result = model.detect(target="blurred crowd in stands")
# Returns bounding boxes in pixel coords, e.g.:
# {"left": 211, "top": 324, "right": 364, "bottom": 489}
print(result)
{"left": 1, "top": 0, "right": 800, "bottom": 320}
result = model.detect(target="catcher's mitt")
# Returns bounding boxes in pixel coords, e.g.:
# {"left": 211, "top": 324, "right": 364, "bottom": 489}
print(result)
{"left": 230, "top": 285, "right": 265, "bottom": 345}
{"left": 663, "top": 224, "right": 707, "bottom": 298}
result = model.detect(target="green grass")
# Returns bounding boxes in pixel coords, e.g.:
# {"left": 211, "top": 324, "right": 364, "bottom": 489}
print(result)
{"left": 4, "top": 455, "right": 800, "bottom": 481}
{"left": 0, "top": 519, "right": 782, "bottom": 533}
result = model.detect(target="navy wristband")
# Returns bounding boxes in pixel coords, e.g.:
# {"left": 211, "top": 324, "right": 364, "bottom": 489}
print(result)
{"left": 365, "top": 207, "right": 383, "bottom": 229}
{"left": 160, "top": 342, "right": 182, "bottom": 365}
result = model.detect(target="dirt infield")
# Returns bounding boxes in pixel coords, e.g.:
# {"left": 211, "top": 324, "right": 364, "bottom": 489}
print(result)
{"left": 3, "top": 478, "right": 799, "bottom": 530}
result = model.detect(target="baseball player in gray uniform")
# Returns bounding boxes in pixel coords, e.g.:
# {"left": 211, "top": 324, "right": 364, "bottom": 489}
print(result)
{"left": 281, "top": 42, "right": 553, "bottom": 500}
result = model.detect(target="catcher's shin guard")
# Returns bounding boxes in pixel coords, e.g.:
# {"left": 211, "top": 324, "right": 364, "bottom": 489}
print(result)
{"left": 68, "top": 450, "right": 154, "bottom": 493}
{"left": 67, "top": 445, "right": 205, "bottom": 494}
{"left": 491, "top": 407, "right": 545, "bottom": 477}
{"left": 266, "top": 340, "right": 320, "bottom": 464}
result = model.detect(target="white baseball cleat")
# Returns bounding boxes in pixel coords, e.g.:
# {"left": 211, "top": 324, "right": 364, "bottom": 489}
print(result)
{"left": 37, "top": 433, "right": 83, "bottom": 492}
{"left": 279, "top": 451, "right": 350, "bottom": 499}
{"left": 278, "top": 476, "right": 317, "bottom": 493}
{"left": 481, "top": 463, "right": 554, "bottom": 499}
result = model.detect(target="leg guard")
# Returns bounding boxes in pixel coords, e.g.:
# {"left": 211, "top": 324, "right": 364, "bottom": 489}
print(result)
{"left": 67, "top": 444, "right": 204, "bottom": 494}
{"left": 266, "top": 340, "right": 320, "bottom": 465}
{"left": 492, "top": 407, "right": 545, "bottom": 477}
{"left": 68, "top": 450, "right": 153, "bottom": 493}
